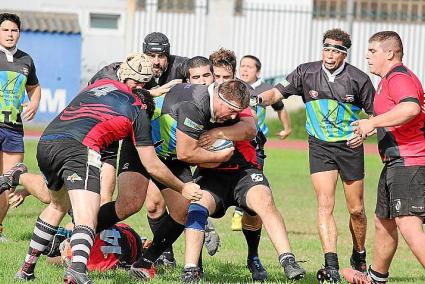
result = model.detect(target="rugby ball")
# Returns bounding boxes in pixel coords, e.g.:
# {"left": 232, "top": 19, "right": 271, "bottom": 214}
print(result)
{"left": 208, "top": 139, "right": 234, "bottom": 152}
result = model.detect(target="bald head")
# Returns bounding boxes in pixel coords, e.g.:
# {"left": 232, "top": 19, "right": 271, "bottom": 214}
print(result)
{"left": 369, "top": 31, "right": 403, "bottom": 60}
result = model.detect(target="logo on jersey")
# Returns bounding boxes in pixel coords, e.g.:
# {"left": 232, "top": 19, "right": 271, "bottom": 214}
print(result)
{"left": 21, "top": 67, "right": 29, "bottom": 76}
{"left": 394, "top": 199, "right": 401, "bottom": 212}
{"left": 67, "top": 173, "right": 83, "bottom": 182}
{"left": 344, "top": 94, "right": 354, "bottom": 103}
{"left": 279, "top": 78, "right": 290, "bottom": 88}
{"left": 250, "top": 173, "right": 264, "bottom": 182}
{"left": 309, "top": 90, "right": 319, "bottom": 99}
{"left": 184, "top": 118, "right": 204, "bottom": 131}
{"left": 122, "top": 163, "right": 129, "bottom": 170}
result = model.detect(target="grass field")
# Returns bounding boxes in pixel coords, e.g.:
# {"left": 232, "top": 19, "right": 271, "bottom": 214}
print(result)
{"left": 0, "top": 140, "right": 424, "bottom": 283}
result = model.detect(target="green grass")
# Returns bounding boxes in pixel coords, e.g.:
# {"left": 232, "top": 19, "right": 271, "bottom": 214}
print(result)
{"left": 0, "top": 141, "right": 423, "bottom": 283}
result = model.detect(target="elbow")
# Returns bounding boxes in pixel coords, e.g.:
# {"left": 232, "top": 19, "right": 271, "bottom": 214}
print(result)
{"left": 176, "top": 148, "right": 193, "bottom": 162}
{"left": 245, "top": 124, "right": 257, "bottom": 140}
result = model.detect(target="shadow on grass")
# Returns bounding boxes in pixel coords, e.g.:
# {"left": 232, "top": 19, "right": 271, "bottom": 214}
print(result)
{"left": 391, "top": 275, "right": 425, "bottom": 283}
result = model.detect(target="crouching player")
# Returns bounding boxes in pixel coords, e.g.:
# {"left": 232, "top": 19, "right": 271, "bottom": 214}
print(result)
{"left": 47, "top": 223, "right": 146, "bottom": 272}
{"left": 182, "top": 125, "right": 306, "bottom": 283}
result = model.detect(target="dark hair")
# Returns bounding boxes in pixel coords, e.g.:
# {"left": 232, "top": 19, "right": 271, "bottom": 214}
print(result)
{"left": 185, "top": 56, "right": 213, "bottom": 78}
{"left": 209, "top": 48, "right": 237, "bottom": 75}
{"left": 323, "top": 28, "right": 351, "bottom": 49}
{"left": 241, "top": 55, "right": 261, "bottom": 71}
{"left": 369, "top": 31, "right": 404, "bottom": 60}
{"left": 143, "top": 32, "right": 170, "bottom": 56}
{"left": 0, "top": 13, "right": 21, "bottom": 30}
{"left": 218, "top": 79, "right": 250, "bottom": 109}
{"left": 132, "top": 88, "right": 155, "bottom": 119}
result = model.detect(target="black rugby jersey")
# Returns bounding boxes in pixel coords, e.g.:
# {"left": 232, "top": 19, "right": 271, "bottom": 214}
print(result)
{"left": 41, "top": 79, "right": 152, "bottom": 152}
{"left": 275, "top": 61, "right": 374, "bottom": 142}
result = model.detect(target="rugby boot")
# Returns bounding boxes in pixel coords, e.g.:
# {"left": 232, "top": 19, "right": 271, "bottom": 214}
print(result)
{"left": 350, "top": 249, "right": 367, "bottom": 272}
{"left": 204, "top": 219, "right": 220, "bottom": 256}
{"left": 63, "top": 267, "right": 92, "bottom": 284}
{"left": 15, "top": 265, "right": 35, "bottom": 281}
{"left": 181, "top": 266, "right": 202, "bottom": 284}
{"left": 317, "top": 266, "right": 341, "bottom": 283}
{"left": 129, "top": 262, "right": 157, "bottom": 280}
{"left": 155, "top": 249, "right": 177, "bottom": 268}
{"left": 5, "top": 163, "right": 28, "bottom": 187}
{"left": 231, "top": 211, "right": 243, "bottom": 231}
{"left": 281, "top": 254, "right": 305, "bottom": 280}
{"left": 247, "top": 256, "right": 268, "bottom": 282}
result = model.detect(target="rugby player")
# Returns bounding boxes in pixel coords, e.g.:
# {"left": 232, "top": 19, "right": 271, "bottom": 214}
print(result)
{"left": 343, "top": 31, "right": 425, "bottom": 284}
{"left": 257, "top": 28, "right": 375, "bottom": 282}
{"left": 126, "top": 80, "right": 252, "bottom": 280}
{"left": 14, "top": 53, "right": 201, "bottom": 284}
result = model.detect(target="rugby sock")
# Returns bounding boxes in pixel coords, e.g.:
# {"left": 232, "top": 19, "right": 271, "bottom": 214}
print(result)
{"left": 324, "top": 252, "right": 339, "bottom": 269}
{"left": 96, "top": 201, "right": 120, "bottom": 233}
{"left": 351, "top": 247, "right": 366, "bottom": 262}
{"left": 134, "top": 215, "right": 184, "bottom": 268}
{"left": 147, "top": 211, "right": 174, "bottom": 257}
{"left": 242, "top": 228, "right": 261, "bottom": 260}
{"left": 368, "top": 266, "right": 389, "bottom": 283}
{"left": 70, "top": 225, "right": 95, "bottom": 273}
{"left": 23, "top": 217, "right": 58, "bottom": 273}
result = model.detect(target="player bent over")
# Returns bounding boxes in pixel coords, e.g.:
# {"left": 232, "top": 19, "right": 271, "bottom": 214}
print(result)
{"left": 182, "top": 140, "right": 305, "bottom": 283}
{"left": 14, "top": 53, "right": 201, "bottom": 284}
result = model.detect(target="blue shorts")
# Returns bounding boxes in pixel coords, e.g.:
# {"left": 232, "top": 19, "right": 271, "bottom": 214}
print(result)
{"left": 0, "top": 127, "right": 24, "bottom": 153}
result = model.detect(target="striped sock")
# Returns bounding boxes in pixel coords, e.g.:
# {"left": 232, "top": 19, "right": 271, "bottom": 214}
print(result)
{"left": 23, "top": 217, "right": 58, "bottom": 273}
{"left": 70, "top": 225, "right": 95, "bottom": 273}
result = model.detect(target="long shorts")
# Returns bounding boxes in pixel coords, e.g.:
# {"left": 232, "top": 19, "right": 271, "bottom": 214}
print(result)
{"left": 308, "top": 135, "right": 364, "bottom": 181}
{"left": 117, "top": 138, "right": 192, "bottom": 190}
{"left": 0, "top": 127, "right": 24, "bottom": 153}
{"left": 375, "top": 165, "right": 425, "bottom": 219}
{"left": 194, "top": 167, "right": 270, "bottom": 218}
{"left": 37, "top": 139, "right": 102, "bottom": 193}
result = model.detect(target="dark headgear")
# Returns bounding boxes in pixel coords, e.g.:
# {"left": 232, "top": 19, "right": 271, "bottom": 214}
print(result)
{"left": 142, "top": 32, "right": 170, "bottom": 56}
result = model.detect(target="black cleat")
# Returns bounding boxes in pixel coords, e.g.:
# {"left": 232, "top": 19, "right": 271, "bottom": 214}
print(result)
{"left": 129, "top": 265, "right": 156, "bottom": 280}
{"left": 281, "top": 255, "right": 305, "bottom": 281}
{"left": 247, "top": 257, "right": 268, "bottom": 282}
{"left": 181, "top": 266, "right": 202, "bottom": 284}
{"left": 63, "top": 267, "right": 92, "bottom": 284}
{"left": 0, "top": 175, "right": 12, "bottom": 194}
{"left": 15, "top": 267, "right": 35, "bottom": 281}
{"left": 155, "top": 250, "right": 177, "bottom": 268}
{"left": 204, "top": 219, "right": 220, "bottom": 256}
{"left": 317, "top": 266, "right": 341, "bottom": 283}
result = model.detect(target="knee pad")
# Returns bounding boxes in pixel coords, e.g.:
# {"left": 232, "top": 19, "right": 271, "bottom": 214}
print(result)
{"left": 185, "top": 203, "right": 209, "bottom": 231}
{"left": 242, "top": 212, "right": 262, "bottom": 231}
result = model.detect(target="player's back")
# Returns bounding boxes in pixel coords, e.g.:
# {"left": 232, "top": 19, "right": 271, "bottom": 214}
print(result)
{"left": 42, "top": 79, "right": 143, "bottom": 152}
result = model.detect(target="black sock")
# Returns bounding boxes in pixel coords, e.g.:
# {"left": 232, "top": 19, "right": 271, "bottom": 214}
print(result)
{"left": 96, "top": 201, "right": 121, "bottom": 233}
{"left": 324, "top": 252, "right": 339, "bottom": 269}
{"left": 134, "top": 215, "right": 184, "bottom": 268}
{"left": 351, "top": 247, "right": 366, "bottom": 261}
{"left": 369, "top": 266, "right": 389, "bottom": 283}
{"left": 242, "top": 228, "right": 261, "bottom": 260}
{"left": 147, "top": 211, "right": 173, "bottom": 255}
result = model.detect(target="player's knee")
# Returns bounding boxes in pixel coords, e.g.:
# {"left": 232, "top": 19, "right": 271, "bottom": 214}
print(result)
{"left": 185, "top": 203, "right": 209, "bottom": 231}
{"left": 146, "top": 198, "right": 165, "bottom": 216}
{"left": 349, "top": 207, "right": 365, "bottom": 220}
{"left": 242, "top": 213, "right": 262, "bottom": 231}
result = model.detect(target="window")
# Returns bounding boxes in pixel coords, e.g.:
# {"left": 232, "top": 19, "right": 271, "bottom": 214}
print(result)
{"left": 158, "top": 0, "right": 195, "bottom": 13}
{"left": 313, "top": 0, "right": 425, "bottom": 22}
{"left": 90, "top": 13, "right": 120, "bottom": 29}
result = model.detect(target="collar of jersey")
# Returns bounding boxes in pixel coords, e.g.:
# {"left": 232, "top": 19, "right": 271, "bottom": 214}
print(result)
{"left": 251, "top": 78, "right": 263, "bottom": 89}
{"left": 322, "top": 61, "right": 346, "bottom": 83}
{"left": 208, "top": 83, "right": 216, "bottom": 123}
{"left": 0, "top": 45, "right": 17, "bottom": 62}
